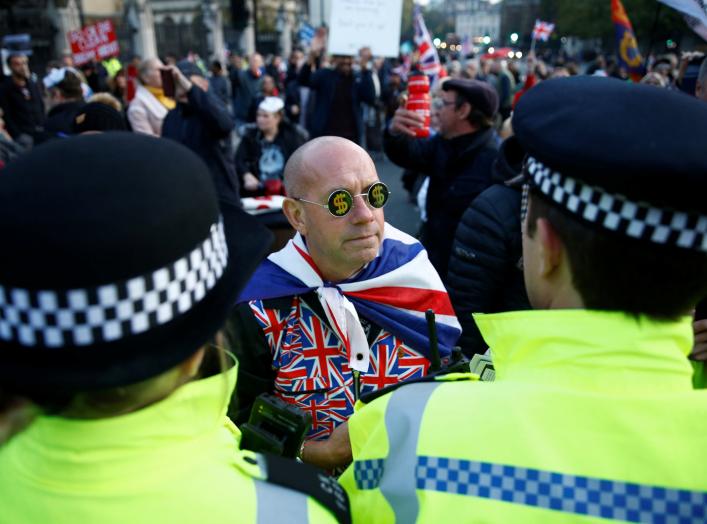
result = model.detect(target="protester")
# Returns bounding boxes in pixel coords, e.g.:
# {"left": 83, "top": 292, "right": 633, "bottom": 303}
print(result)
{"left": 340, "top": 76, "right": 707, "bottom": 521}
{"left": 640, "top": 71, "right": 668, "bottom": 87}
{"left": 81, "top": 60, "right": 109, "bottom": 93}
{"left": 490, "top": 58, "right": 515, "bottom": 120}
{"left": 696, "top": 56, "right": 707, "bottom": 102}
{"left": 235, "top": 96, "right": 306, "bottom": 196}
{"left": 231, "top": 53, "right": 264, "bottom": 130}
{"left": 0, "top": 132, "right": 347, "bottom": 523}
{"left": 227, "top": 136, "right": 461, "bottom": 470}
{"left": 247, "top": 74, "right": 279, "bottom": 122}
{"left": 448, "top": 136, "right": 530, "bottom": 356}
{"left": 127, "top": 57, "right": 173, "bottom": 136}
{"left": 381, "top": 67, "right": 406, "bottom": 124}
{"left": 73, "top": 101, "right": 127, "bottom": 134}
{"left": 161, "top": 61, "right": 239, "bottom": 207}
{"left": 108, "top": 67, "right": 128, "bottom": 107}
{"left": 265, "top": 54, "right": 285, "bottom": 93}
{"left": 0, "top": 107, "right": 25, "bottom": 168}
{"left": 298, "top": 47, "right": 376, "bottom": 144}
{"left": 0, "top": 53, "right": 45, "bottom": 145}
{"left": 88, "top": 92, "right": 123, "bottom": 113}
{"left": 384, "top": 78, "right": 499, "bottom": 279}
{"left": 41, "top": 68, "right": 86, "bottom": 141}
{"left": 208, "top": 60, "right": 230, "bottom": 106}
{"left": 284, "top": 52, "right": 303, "bottom": 123}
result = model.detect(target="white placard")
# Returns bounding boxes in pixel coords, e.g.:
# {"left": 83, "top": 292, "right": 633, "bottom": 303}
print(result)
{"left": 327, "top": 0, "right": 403, "bottom": 58}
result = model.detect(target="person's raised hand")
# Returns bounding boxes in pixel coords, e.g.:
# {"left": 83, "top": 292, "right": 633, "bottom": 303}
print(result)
{"left": 389, "top": 106, "right": 425, "bottom": 137}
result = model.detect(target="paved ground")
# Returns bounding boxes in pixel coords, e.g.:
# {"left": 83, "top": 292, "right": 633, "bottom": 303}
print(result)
{"left": 373, "top": 154, "right": 421, "bottom": 236}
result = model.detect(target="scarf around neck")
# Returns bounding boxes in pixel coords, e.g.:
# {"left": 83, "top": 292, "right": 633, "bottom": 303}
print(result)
{"left": 238, "top": 223, "right": 461, "bottom": 371}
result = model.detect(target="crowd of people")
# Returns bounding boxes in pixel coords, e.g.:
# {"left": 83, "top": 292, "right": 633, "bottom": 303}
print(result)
{"left": 0, "top": 34, "right": 706, "bottom": 523}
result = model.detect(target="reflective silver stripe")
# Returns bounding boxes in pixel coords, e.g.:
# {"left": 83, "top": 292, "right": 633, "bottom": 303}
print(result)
{"left": 379, "top": 382, "right": 440, "bottom": 523}
{"left": 255, "top": 479, "right": 310, "bottom": 524}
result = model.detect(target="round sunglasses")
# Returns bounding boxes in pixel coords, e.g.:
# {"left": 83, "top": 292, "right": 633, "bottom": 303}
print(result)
{"left": 293, "top": 182, "right": 390, "bottom": 217}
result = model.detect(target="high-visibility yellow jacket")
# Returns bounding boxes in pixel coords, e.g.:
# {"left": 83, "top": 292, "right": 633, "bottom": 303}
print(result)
{"left": 339, "top": 310, "right": 707, "bottom": 523}
{"left": 0, "top": 365, "right": 339, "bottom": 524}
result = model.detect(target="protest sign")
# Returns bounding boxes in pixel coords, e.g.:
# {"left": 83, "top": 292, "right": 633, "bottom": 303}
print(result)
{"left": 327, "top": 0, "right": 403, "bottom": 57}
{"left": 68, "top": 20, "right": 120, "bottom": 66}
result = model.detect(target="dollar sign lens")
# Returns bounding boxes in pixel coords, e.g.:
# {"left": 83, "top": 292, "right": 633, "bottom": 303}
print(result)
{"left": 370, "top": 183, "right": 388, "bottom": 208}
{"left": 329, "top": 190, "right": 352, "bottom": 216}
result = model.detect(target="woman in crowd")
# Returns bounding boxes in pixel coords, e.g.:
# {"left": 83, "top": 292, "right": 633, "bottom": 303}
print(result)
{"left": 236, "top": 96, "right": 307, "bottom": 196}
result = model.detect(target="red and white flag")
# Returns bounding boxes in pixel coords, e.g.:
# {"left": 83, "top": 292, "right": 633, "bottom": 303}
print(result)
{"left": 413, "top": 6, "right": 441, "bottom": 79}
{"left": 532, "top": 19, "right": 555, "bottom": 42}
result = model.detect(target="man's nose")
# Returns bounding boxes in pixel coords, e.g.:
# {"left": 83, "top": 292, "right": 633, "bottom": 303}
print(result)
{"left": 350, "top": 194, "right": 374, "bottom": 222}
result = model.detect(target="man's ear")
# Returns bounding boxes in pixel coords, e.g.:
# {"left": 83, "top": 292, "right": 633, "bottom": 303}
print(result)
{"left": 457, "top": 101, "right": 471, "bottom": 121}
{"left": 282, "top": 198, "right": 308, "bottom": 235}
{"left": 535, "top": 217, "right": 563, "bottom": 277}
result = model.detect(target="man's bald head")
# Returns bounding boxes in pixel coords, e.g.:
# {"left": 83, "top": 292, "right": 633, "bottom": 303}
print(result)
{"left": 284, "top": 136, "right": 375, "bottom": 197}
{"left": 281, "top": 136, "right": 384, "bottom": 282}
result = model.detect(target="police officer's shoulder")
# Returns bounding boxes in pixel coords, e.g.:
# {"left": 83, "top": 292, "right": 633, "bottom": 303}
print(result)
{"left": 245, "top": 452, "right": 351, "bottom": 524}
{"left": 359, "top": 371, "right": 480, "bottom": 405}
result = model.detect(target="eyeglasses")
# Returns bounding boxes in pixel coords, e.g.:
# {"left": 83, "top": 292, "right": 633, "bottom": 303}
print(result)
{"left": 293, "top": 182, "right": 390, "bottom": 217}
{"left": 433, "top": 99, "right": 457, "bottom": 110}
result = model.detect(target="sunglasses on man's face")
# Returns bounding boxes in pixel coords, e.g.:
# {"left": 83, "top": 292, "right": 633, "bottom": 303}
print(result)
{"left": 293, "top": 182, "right": 391, "bottom": 217}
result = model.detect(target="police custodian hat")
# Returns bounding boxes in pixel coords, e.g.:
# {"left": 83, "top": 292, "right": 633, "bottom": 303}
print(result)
{"left": 513, "top": 76, "right": 707, "bottom": 253}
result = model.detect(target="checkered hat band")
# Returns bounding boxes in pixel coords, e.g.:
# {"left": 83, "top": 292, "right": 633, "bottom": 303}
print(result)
{"left": 413, "top": 455, "right": 707, "bottom": 523}
{"left": 0, "top": 219, "right": 229, "bottom": 348}
{"left": 526, "top": 157, "right": 707, "bottom": 253}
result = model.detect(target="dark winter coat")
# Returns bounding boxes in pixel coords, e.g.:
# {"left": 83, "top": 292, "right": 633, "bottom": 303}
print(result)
{"left": 40, "top": 100, "right": 85, "bottom": 142}
{"left": 447, "top": 136, "right": 530, "bottom": 356}
{"left": 298, "top": 65, "right": 375, "bottom": 142}
{"left": 162, "top": 85, "right": 239, "bottom": 206}
{"left": 383, "top": 128, "right": 498, "bottom": 280}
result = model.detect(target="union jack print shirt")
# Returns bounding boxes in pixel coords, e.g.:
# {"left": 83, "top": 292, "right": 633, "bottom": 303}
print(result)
{"left": 249, "top": 296, "right": 430, "bottom": 441}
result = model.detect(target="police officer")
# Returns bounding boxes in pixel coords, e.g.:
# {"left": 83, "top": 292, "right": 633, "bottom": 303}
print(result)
{"left": 339, "top": 76, "right": 707, "bottom": 522}
{"left": 0, "top": 133, "right": 349, "bottom": 523}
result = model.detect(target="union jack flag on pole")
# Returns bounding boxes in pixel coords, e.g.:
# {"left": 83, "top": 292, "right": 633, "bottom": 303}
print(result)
{"left": 413, "top": 5, "right": 441, "bottom": 81}
{"left": 532, "top": 19, "right": 555, "bottom": 42}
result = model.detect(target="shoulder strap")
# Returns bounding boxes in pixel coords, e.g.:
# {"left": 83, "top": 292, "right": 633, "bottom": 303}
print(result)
{"left": 359, "top": 371, "right": 478, "bottom": 405}
{"left": 261, "top": 453, "right": 351, "bottom": 524}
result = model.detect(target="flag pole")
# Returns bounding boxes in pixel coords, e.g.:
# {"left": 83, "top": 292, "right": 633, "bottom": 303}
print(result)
{"left": 530, "top": 36, "right": 537, "bottom": 54}
{"left": 646, "top": 2, "right": 663, "bottom": 61}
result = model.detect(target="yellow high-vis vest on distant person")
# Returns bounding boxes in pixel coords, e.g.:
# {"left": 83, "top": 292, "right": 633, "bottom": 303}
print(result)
{"left": 339, "top": 310, "right": 707, "bottom": 523}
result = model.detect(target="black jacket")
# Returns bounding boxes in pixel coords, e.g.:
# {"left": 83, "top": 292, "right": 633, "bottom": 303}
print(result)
{"left": 447, "top": 136, "right": 530, "bottom": 356}
{"left": 384, "top": 128, "right": 498, "bottom": 279}
{"left": 0, "top": 77, "right": 45, "bottom": 141}
{"left": 40, "top": 100, "right": 85, "bottom": 143}
{"left": 162, "top": 85, "right": 239, "bottom": 206}
{"left": 235, "top": 119, "right": 307, "bottom": 191}
{"left": 298, "top": 65, "right": 375, "bottom": 142}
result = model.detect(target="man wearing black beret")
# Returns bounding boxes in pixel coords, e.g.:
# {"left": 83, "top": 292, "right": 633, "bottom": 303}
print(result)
{"left": 384, "top": 77, "right": 499, "bottom": 280}
{"left": 340, "top": 76, "right": 707, "bottom": 521}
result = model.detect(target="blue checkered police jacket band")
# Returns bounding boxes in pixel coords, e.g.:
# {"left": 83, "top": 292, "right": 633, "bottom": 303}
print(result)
{"left": 525, "top": 156, "right": 707, "bottom": 253}
{"left": 0, "top": 219, "right": 228, "bottom": 348}
{"left": 354, "top": 455, "right": 707, "bottom": 523}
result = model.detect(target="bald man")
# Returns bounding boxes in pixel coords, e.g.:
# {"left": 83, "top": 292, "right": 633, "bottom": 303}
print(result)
{"left": 228, "top": 137, "right": 461, "bottom": 469}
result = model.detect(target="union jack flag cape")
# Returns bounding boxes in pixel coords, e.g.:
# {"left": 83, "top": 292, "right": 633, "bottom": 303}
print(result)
{"left": 238, "top": 223, "right": 461, "bottom": 367}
